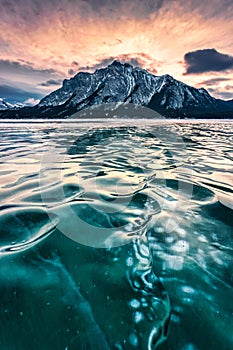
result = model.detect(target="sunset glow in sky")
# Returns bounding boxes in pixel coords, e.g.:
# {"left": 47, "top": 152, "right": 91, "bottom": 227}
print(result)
{"left": 1, "top": 0, "right": 233, "bottom": 104}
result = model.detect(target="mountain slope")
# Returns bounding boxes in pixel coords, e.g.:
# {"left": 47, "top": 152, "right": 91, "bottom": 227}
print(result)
{"left": 0, "top": 99, "right": 10, "bottom": 110}
{"left": 0, "top": 61, "right": 233, "bottom": 118}
{"left": 0, "top": 98, "right": 24, "bottom": 111}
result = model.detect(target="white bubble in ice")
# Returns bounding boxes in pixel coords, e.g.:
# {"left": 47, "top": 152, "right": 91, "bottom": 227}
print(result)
{"left": 129, "top": 299, "right": 141, "bottom": 309}
{"left": 129, "top": 333, "right": 138, "bottom": 347}
{"left": 134, "top": 311, "right": 144, "bottom": 323}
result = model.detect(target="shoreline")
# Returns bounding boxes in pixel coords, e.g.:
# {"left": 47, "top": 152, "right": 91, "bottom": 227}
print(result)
{"left": 0, "top": 118, "right": 233, "bottom": 124}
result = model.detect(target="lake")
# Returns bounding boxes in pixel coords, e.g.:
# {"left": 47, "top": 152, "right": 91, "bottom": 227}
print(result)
{"left": 0, "top": 119, "right": 232, "bottom": 350}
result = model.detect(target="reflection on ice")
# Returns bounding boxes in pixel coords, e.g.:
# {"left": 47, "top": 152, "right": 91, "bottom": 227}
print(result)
{"left": 0, "top": 208, "right": 59, "bottom": 254}
{"left": 0, "top": 122, "right": 232, "bottom": 349}
{"left": 0, "top": 234, "right": 171, "bottom": 349}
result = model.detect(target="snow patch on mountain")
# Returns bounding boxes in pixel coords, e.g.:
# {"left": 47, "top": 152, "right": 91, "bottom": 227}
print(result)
{"left": 1, "top": 60, "right": 232, "bottom": 118}
{"left": 0, "top": 98, "right": 24, "bottom": 110}
{"left": 38, "top": 60, "right": 224, "bottom": 116}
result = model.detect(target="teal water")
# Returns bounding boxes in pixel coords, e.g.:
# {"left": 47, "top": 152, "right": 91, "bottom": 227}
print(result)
{"left": 0, "top": 120, "right": 232, "bottom": 349}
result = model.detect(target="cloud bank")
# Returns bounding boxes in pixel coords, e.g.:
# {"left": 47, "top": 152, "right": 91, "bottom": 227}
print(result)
{"left": 0, "top": 0, "right": 233, "bottom": 100}
{"left": 184, "top": 49, "right": 233, "bottom": 74}
{"left": 0, "top": 85, "right": 43, "bottom": 104}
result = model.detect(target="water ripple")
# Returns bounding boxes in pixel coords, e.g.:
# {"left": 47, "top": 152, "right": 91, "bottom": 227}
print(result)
{"left": 0, "top": 121, "right": 232, "bottom": 350}
{"left": 0, "top": 208, "right": 59, "bottom": 254}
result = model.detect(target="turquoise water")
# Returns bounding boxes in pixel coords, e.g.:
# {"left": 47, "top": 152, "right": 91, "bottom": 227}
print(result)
{"left": 0, "top": 120, "right": 232, "bottom": 349}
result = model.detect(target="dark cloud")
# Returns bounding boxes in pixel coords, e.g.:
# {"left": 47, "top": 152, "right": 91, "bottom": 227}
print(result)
{"left": 196, "top": 78, "right": 233, "bottom": 100}
{"left": 0, "top": 59, "right": 62, "bottom": 96}
{"left": 71, "top": 61, "right": 79, "bottom": 66}
{"left": 78, "top": 57, "right": 117, "bottom": 71}
{"left": 213, "top": 91, "right": 233, "bottom": 100}
{"left": 0, "top": 0, "right": 232, "bottom": 22}
{"left": 68, "top": 68, "right": 75, "bottom": 75}
{"left": 0, "top": 59, "right": 56, "bottom": 75}
{"left": 0, "top": 0, "right": 167, "bottom": 25}
{"left": 197, "top": 77, "right": 231, "bottom": 86}
{"left": 39, "top": 79, "right": 62, "bottom": 87}
{"left": 220, "top": 92, "right": 233, "bottom": 100}
{"left": 66, "top": 0, "right": 167, "bottom": 18}
{"left": 225, "top": 84, "right": 233, "bottom": 91}
{"left": 68, "top": 61, "right": 79, "bottom": 75}
{"left": 74, "top": 0, "right": 233, "bottom": 20}
{"left": 207, "top": 87, "right": 233, "bottom": 100}
{"left": 181, "top": 0, "right": 233, "bottom": 20}
{"left": 78, "top": 54, "right": 158, "bottom": 74}
{"left": 184, "top": 49, "right": 233, "bottom": 74}
{"left": 208, "top": 88, "right": 219, "bottom": 94}
{"left": 0, "top": 85, "right": 43, "bottom": 104}
{"left": 0, "top": 0, "right": 232, "bottom": 45}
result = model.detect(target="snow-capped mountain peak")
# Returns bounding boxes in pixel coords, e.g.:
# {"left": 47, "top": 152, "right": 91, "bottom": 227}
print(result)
{"left": 37, "top": 61, "right": 224, "bottom": 117}
{"left": 0, "top": 98, "right": 25, "bottom": 110}
{"left": 1, "top": 61, "right": 232, "bottom": 118}
{"left": 0, "top": 99, "right": 12, "bottom": 110}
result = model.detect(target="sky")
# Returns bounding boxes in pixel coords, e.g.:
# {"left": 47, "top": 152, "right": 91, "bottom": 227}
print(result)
{"left": 0, "top": 0, "right": 233, "bottom": 105}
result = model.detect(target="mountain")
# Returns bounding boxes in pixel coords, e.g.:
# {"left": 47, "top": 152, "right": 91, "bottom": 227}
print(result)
{"left": 0, "top": 99, "right": 10, "bottom": 110}
{"left": 0, "top": 98, "right": 24, "bottom": 111}
{"left": 0, "top": 60, "right": 233, "bottom": 119}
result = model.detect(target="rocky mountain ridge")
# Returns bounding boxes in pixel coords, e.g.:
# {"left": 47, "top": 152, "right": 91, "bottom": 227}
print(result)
{"left": 1, "top": 60, "right": 233, "bottom": 119}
